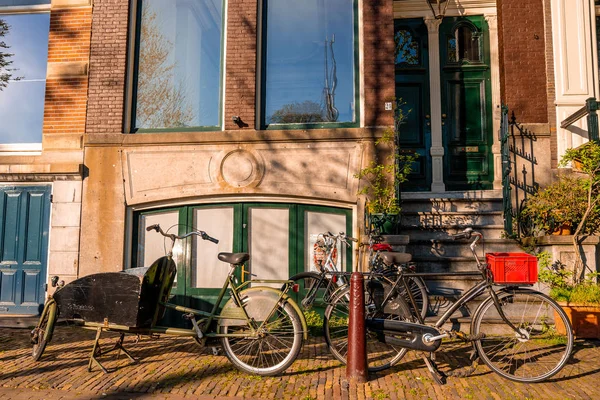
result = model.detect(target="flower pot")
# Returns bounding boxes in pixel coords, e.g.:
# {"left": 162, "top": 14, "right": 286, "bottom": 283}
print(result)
{"left": 551, "top": 222, "right": 573, "bottom": 236}
{"left": 555, "top": 302, "right": 600, "bottom": 339}
{"left": 368, "top": 213, "right": 400, "bottom": 235}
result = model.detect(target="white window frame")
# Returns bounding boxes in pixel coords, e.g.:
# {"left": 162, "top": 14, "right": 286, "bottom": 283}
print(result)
{"left": 0, "top": 2, "right": 50, "bottom": 155}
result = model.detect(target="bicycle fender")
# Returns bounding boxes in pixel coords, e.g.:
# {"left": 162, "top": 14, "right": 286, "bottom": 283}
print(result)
{"left": 219, "top": 287, "right": 308, "bottom": 340}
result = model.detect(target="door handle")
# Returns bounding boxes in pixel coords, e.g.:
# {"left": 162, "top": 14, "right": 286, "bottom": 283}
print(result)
{"left": 442, "top": 114, "right": 447, "bottom": 119}
{"left": 425, "top": 115, "right": 430, "bottom": 119}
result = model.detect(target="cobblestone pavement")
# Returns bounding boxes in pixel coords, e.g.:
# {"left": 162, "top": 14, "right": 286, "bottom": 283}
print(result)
{"left": 0, "top": 326, "right": 599, "bottom": 399}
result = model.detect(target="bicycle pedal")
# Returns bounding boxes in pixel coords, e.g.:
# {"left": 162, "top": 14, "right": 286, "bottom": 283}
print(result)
{"left": 211, "top": 347, "right": 221, "bottom": 356}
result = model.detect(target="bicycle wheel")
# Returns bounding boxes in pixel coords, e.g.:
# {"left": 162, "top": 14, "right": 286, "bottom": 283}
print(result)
{"left": 220, "top": 299, "right": 303, "bottom": 376}
{"left": 402, "top": 277, "right": 429, "bottom": 320}
{"left": 323, "top": 280, "right": 412, "bottom": 371}
{"left": 31, "top": 300, "right": 57, "bottom": 361}
{"left": 288, "top": 271, "right": 334, "bottom": 309}
{"left": 472, "top": 289, "right": 573, "bottom": 383}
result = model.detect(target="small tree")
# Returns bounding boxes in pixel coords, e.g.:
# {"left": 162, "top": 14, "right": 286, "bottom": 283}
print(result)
{"left": 560, "top": 141, "right": 600, "bottom": 282}
{"left": 0, "top": 19, "right": 20, "bottom": 91}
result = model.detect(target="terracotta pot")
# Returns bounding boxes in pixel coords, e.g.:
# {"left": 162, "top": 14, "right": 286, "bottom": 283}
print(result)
{"left": 551, "top": 222, "right": 573, "bottom": 236}
{"left": 555, "top": 302, "right": 600, "bottom": 339}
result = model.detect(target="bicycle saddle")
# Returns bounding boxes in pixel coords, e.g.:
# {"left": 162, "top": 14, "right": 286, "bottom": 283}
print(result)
{"left": 218, "top": 252, "right": 250, "bottom": 265}
{"left": 380, "top": 252, "right": 412, "bottom": 265}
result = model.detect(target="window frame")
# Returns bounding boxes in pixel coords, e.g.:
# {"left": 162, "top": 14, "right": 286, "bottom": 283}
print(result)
{"left": 0, "top": 2, "right": 50, "bottom": 155}
{"left": 125, "top": 0, "right": 226, "bottom": 134}
{"left": 259, "top": 0, "right": 360, "bottom": 130}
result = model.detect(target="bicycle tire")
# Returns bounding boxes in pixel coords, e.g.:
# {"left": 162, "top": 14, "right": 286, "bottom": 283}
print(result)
{"left": 402, "top": 276, "right": 429, "bottom": 320}
{"left": 288, "top": 271, "right": 334, "bottom": 310}
{"left": 31, "top": 299, "right": 57, "bottom": 361}
{"left": 220, "top": 297, "right": 303, "bottom": 376}
{"left": 471, "top": 289, "right": 573, "bottom": 383}
{"left": 323, "top": 280, "right": 412, "bottom": 371}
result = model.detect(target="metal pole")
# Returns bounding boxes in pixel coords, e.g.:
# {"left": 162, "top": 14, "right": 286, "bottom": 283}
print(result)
{"left": 346, "top": 272, "right": 367, "bottom": 383}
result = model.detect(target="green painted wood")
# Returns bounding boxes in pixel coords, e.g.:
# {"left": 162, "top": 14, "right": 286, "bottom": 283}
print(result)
{"left": 0, "top": 185, "right": 50, "bottom": 315}
{"left": 440, "top": 16, "right": 493, "bottom": 190}
{"left": 395, "top": 18, "right": 431, "bottom": 191}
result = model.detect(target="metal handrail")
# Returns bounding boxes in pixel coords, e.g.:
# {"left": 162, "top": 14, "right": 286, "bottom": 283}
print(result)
{"left": 560, "top": 97, "right": 599, "bottom": 142}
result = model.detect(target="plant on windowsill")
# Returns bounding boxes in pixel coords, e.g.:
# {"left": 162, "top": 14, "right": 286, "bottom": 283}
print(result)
{"left": 354, "top": 99, "right": 417, "bottom": 234}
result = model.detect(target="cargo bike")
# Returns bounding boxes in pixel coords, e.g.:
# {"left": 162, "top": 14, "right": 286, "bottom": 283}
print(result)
{"left": 30, "top": 224, "right": 307, "bottom": 375}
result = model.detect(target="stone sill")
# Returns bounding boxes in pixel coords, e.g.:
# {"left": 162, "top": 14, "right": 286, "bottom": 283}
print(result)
{"left": 84, "top": 127, "right": 389, "bottom": 147}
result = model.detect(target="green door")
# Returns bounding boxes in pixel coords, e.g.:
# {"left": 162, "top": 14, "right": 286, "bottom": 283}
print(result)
{"left": 440, "top": 16, "right": 493, "bottom": 190}
{"left": 395, "top": 18, "right": 431, "bottom": 191}
{"left": 0, "top": 185, "right": 51, "bottom": 315}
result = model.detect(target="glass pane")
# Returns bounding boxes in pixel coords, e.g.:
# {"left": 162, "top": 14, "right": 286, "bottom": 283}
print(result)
{"left": 0, "top": 13, "right": 49, "bottom": 144}
{"left": 134, "top": 0, "right": 223, "bottom": 130}
{"left": 305, "top": 211, "right": 346, "bottom": 273}
{"left": 248, "top": 208, "right": 289, "bottom": 286}
{"left": 137, "top": 211, "right": 180, "bottom": 268}
{"left": 448, "top": 24, "right": 481, "bottom": 63}
{"left": 395, "top": 29, "right": 419, "bottom": 66}
{"left": 264, "top": 0, "right": 355, "bottom": 125}
{"left": 192, "top": 207, "right": 233, "bottom": 288}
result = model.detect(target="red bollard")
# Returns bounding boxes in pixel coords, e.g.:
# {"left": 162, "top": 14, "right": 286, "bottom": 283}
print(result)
{"left": 346, "top": 272, "right": 367, "bottom": 383}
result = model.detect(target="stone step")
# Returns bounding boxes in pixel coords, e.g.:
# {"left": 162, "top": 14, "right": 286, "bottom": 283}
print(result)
{"left": 406, "top": 238, "right": 524, "bottom": 259}
{"left": 399, "top": 225, "right": 506, "bottom": 240}
{"left": 401, "top": 190, "right": 504, "bottom": 213}
{"left": 401, "top": 210, "right": 503, "bottom": 228}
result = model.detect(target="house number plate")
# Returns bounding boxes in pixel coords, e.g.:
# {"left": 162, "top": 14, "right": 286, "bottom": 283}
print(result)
{"left": 454, "top": 146, "right": 479, "bottom": 154}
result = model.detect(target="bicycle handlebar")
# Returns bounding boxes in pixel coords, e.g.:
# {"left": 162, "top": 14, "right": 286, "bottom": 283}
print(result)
{"left": 146, "top": 224, "right": 219, "bottom": 244}
{"left": 323, "top": 231, "right": 358, "bottom": 245}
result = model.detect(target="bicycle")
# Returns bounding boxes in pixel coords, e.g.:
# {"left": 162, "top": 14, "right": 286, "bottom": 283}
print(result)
{"left": 324, "top": 227, "right": 574, "bottom": 383}
{"left": 31, "top": 224, "right": 306, "bottom": 376}
{"left": 288, "top": 232, "right": 356, "bottom": 311}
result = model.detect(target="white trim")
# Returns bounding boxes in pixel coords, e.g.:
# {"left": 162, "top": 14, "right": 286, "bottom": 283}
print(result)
{"left": 394, "top": 0, "right": 496, "bottom": 19}
{"left": 221, "top": 0, "right": 228, "bottom": 131}
{"left": 358, "top": 0, "right": 364, "bottom": 128}
{"left": 0, "top": 143, "right": 42, "bottom": 156}
{"left": 0, "top": 4, "right": 50, "bottom": 13}
{"left": 255, "top": 0, "right": 263, "bottom": 130}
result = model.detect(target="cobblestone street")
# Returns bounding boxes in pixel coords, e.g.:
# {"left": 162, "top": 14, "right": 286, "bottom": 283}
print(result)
{"left": 0, "top": 326, "right": 599, "bottom": 399}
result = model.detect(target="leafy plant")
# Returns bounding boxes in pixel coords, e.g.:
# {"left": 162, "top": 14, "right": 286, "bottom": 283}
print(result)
{"left": 355, "top": 99, "right": 417, "bottom": 215}
{"left": 538, "top": 251, "right": 600, "bottom": 305}
{"left": 519, "top": 176, "right": 588, "bottom": 235}
{"left": 560, "top": 141, "right": 600, "bottom": 281}
{"left": 303, "top": 310, "right": 323, "bottom": 337}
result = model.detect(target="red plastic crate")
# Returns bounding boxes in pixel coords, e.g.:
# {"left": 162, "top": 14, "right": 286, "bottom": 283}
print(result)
{"left": 485, "top": 253, "right": 538, "bottom": 284}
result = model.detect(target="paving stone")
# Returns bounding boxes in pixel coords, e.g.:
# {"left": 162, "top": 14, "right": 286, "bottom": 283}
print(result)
{"left": 0, "top": 327, "right": 598, "bottom": 399}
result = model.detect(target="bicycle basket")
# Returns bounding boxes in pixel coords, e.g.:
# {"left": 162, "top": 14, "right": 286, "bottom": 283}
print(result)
{"left": 486, "top": 253, "right": 538, "bottom": 285}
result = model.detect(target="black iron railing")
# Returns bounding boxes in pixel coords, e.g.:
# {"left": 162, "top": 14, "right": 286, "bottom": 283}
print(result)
{"left": 500, "top": 106, "right": 539, "bottom": 237}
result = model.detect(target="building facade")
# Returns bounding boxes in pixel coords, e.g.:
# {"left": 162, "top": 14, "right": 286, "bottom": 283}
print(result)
{"left": 0, "top": 0, "right": 598, "bottom": 316}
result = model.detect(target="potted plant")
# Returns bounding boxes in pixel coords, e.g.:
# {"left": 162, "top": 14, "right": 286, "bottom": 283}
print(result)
{"left": 355, "top": 99, "right": 417, "bottom": 234}
{"left": 538, "top": 252, "right": 600, "bottom": 338}
{"left": 519, "top": 175, "right": 587, "bottom": 236}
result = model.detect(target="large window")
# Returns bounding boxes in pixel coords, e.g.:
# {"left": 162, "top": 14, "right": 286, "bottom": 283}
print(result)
{"left": 262, "top": 0, "right": 357, "bottom": 128}
{"left": 132, "top": 0, "right": 224, "bottom": 131}
{"left": 0, "top": 1, "right": 50, "bottom": 149}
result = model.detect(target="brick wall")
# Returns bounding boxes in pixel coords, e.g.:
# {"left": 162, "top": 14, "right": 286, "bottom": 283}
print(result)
{"left": 224, "top": 0, "right": 257, "bottom": 130}
{"left": 43, "top": 6, "right": 91, "bottom": 135}
{"left": 498, "top": 0, "right": 548, "bottom": 124}
{"left": 85, "top": 0, "right": 129, "bottom": 134}
{"left": 363, "top": 0, "right": 395, "bottom": 127}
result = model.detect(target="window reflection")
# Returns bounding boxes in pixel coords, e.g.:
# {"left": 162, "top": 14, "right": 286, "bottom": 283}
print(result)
{"left": 395, "top": 29, "right": 419, "bottom": 66}
{"left": 134, "top": 0, "right": 223, "bottom": 130}
{"left": 447, "top": 23, "right": 481, "bottom": 63}
{"left": 0, "top": 12, "right": 49, "bottom": 144}
{"left": 264, "top": 0, "right": 355, "bottom": 126}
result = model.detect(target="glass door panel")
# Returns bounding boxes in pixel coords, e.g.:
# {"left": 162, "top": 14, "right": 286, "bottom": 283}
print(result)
{"left": 191, "top": 207, "right": 234, "bottom": 288}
